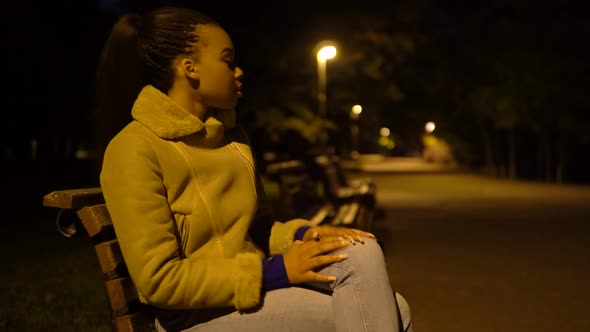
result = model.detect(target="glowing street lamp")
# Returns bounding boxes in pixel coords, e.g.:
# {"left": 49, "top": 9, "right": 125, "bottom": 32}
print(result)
{"left": 425, "top": 121, "right": 436, "bottom": 133}
{"left": 316, "top": 41, "right": 337, "bottom": 117}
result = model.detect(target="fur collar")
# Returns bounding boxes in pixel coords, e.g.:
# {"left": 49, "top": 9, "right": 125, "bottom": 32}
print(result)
{"left": 131, "top": 85, "right": 205, "bottom": 139}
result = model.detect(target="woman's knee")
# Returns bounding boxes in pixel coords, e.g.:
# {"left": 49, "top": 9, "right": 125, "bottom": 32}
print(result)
{"left": 338, "top": 237, "right": 385, "bottom": 266}
{"left": 329, "top": 237, "right": 387, "bottom": 276}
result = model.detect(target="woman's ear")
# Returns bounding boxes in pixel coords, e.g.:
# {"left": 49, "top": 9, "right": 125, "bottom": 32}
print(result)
{"left": 178, "top": 57, "right": 199, "bottom": 80}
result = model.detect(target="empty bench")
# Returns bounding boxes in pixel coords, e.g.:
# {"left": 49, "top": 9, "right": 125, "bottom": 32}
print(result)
{"left": 265, "top": 158, "right": 377, "bottom": 230}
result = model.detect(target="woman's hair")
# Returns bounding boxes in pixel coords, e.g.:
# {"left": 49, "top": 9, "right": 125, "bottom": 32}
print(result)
{"left": 95, "top": 6, "right": 218, "bottom": 168}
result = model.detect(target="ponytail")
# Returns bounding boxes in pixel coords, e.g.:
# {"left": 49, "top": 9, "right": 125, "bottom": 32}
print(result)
{"left": 95, "top": 14, "right": 145, "bottom": 170}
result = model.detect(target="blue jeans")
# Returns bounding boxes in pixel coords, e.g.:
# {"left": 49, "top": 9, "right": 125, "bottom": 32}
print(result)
{"left": 156, "top": 238, "right": 413, "bottom": 332}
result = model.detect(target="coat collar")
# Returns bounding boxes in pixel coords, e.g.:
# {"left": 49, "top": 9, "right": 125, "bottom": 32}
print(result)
{"left": 131, "top": 85, "right": 205, "bottom": 139}
{"left": 131, "top": 85, "right": 236, "bottom": 142}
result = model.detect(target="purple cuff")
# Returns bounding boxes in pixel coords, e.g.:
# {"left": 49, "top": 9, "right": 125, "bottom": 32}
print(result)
{"left": 262, "top": 255, "right": 291, "bottom": 291}
{"left": 294, "top": 226, "right": 311, "bottom": 241}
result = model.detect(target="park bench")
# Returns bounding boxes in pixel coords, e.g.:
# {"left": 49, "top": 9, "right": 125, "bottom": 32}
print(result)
{"left": 312, "top": 154, "right": 376, "bottom": 205}
{"left": 43, "top": 188, "right": 155, "bottom": 332}
{"left": 265, "top": 158, "right": 376, "bottom": 230}
{"left": 309, "top": 155, "right": 380, "bottom": 231}
{"left": 264, "top": 160, "right": 335, "bottom": 226}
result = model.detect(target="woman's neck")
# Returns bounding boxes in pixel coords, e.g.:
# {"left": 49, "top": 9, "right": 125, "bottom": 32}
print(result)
{"left": 167, "top": 84, "right": 207, "bottom": 121}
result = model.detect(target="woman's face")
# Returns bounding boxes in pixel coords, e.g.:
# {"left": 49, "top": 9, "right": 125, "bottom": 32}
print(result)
{"left": 192, "top": 24, "right": 243, "bottom": 110}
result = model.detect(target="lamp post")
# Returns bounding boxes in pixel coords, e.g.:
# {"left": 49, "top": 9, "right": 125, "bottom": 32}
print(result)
{"left": 316, "top": 42, "right": 337, "bottom": 117}
{"left": 350, "top": 104, "right": 362, "bottom": 159}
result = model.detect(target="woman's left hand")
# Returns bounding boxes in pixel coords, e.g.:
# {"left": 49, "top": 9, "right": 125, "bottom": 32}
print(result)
{"left": 303, "top": 225, "right": 376, "bottom": 244}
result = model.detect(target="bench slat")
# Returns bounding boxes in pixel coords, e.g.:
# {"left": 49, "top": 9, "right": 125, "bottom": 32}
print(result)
{"left": 106, "top": 277, "right": 140, "bottom": 316}
{"left": 96, "top": 239, "right": 126, "bottom": 278}
{"left": 78, "top": 204, "right": 113, "bottom": 238}
{"left": 43, "top": 188, "right": 104, "bottom": 209}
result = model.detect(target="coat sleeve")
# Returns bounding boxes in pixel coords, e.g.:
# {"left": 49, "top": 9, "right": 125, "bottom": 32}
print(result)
{"left": 100, "top": 133, "right": 262, "bottom": 310}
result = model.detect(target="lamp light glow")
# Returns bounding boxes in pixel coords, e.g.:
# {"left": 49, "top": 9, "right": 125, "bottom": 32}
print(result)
{"left": 352, "top": 104, "right": 363, "bottom": 115}
{"left": 425, "top": 121, "right": 436, "bottom": 133}
{"left": 317, "top": 46, "right": 337, "bottom": 62}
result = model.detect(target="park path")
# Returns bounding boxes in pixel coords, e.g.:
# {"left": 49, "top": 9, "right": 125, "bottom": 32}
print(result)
{"left": 362, "top": 173, "right": 590, "bottom": 332}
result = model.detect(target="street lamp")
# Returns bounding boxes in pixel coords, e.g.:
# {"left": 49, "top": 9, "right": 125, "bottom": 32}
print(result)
{"left": 316, "top": 41, "right": 337, "bottom": 117}
{"left": 425, "top": 121, "right": 436, "bottom": 133}
{"left": 350, "top": 104, "right": 362, "bottom": 159}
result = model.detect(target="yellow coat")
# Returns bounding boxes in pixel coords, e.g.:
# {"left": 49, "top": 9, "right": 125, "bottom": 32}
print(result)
{"left": 100, "top": 85, "right": 310, "bottom": 311}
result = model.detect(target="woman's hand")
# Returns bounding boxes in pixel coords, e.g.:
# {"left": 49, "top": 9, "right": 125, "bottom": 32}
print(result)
{"left": 303, "top": 225, "right": 375, "bottom": 244}
{"left": 283, "top": 237, "right": 350, "bottom": 284}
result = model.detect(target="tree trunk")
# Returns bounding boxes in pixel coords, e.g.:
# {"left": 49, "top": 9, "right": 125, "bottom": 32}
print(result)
{"left": 544, "top": 140, "right": 552, "bottom": 182}
{"left": 478, "top": 116, "right": 495, "bottom": 176}
{"left": 537, "top": 139, "right": 544, "bottom": 180}
{"left": 555, "top": 143, "right": 565, "bottom": 183}
{"left": 508, "top": 127, "right": 517, "bottom": 179}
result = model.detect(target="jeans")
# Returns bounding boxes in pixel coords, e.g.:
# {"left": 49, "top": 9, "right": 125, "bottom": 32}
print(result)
{"left": 156, "top": 238, "right": 413, "bottom": 332}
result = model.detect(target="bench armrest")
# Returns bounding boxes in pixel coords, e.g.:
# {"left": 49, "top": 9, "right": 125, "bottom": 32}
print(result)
{"left": 43, "top": 188, "right": 104, "bottom": 209}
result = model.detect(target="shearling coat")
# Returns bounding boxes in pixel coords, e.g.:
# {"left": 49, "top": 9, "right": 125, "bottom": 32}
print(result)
{"left": 100, "top": 85, "right": 310, "bottom": 312}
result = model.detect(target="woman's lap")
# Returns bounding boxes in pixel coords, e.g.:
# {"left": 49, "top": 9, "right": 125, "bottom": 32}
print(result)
{"left": 175, "top": 287, "right": 335, "bottom": 332}
{"left": 158, "top": 239, "right": 411, "bottom": 332}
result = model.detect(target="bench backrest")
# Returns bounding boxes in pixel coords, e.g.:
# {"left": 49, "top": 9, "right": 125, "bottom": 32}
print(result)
{"left": 43, "top": 188, "right": 154, "bottom": 332}
{"left": 265, "top": 160, "right": 329, "bottom": 222}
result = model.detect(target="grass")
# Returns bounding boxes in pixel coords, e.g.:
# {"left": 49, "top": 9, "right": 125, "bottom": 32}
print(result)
{"left": 1, "top": 221, "right": 111, "bottom": 331}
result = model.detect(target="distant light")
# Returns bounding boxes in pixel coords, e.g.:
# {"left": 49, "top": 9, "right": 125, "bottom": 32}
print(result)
{"left": 352, "top": 105, "right": 363, "bottom": 115}
{"left": 425, "top": 121, "right": 436, "bottom": 133}
{"left": 380, "top": 127, "right": 390, "bottom": 137}
{"left": 317, "top": 46, "right": 337, "bottom": 62}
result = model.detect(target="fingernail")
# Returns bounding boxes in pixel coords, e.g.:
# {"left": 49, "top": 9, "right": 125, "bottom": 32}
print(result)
{"left": 341, "top": 240, "right": 349, "bottom": 245}
{"left": 328, "top": 276, "right": 337, "bottom": 281}
{"left": 338, "top": 254, "right": 348, "bottom": 259}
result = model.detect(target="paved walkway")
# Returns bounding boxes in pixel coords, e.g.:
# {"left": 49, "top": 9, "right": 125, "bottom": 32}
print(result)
{"left": 355, "top": 171, "right": 590, "bottom": 332}
{"left": 341, "top": 155, "right": 460, "bottom": 173}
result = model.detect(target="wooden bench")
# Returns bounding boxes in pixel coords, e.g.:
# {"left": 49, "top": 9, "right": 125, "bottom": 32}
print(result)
{"left": 310, "top": 155, "right": 379, "bottom": 231}
{"left": 265, "top": 160, "right": 334, "bottom": 226}
{"left": 265, "top": 159, "right": 368, "bottom": 228}
{"left": 43, "top": 188, "right": 155, "bottom": 332}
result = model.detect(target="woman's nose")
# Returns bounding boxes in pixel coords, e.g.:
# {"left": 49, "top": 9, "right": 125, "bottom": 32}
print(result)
{"left": 235, "top": 66, "right": 244, "bottom": 81}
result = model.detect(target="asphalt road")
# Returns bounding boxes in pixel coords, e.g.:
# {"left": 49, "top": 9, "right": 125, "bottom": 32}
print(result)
{"left": 364, "top": 173, "right": 590, "bottom": 332}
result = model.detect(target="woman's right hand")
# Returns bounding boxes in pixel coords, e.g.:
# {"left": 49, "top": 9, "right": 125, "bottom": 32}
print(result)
{"left": 283, "top": 237, "right": 350, "bottom": 284}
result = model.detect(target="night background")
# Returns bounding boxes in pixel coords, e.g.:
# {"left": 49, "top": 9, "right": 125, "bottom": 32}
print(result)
{"left": 4, "top": 0, "right": 590, "bottom": 183}
{"left": 2, "top": 0, "right": 590, "bottom": 331}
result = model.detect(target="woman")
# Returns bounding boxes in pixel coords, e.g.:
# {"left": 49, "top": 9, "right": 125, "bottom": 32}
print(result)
{"left": 97, "top": 6, "right": 412, "bottom": 332}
